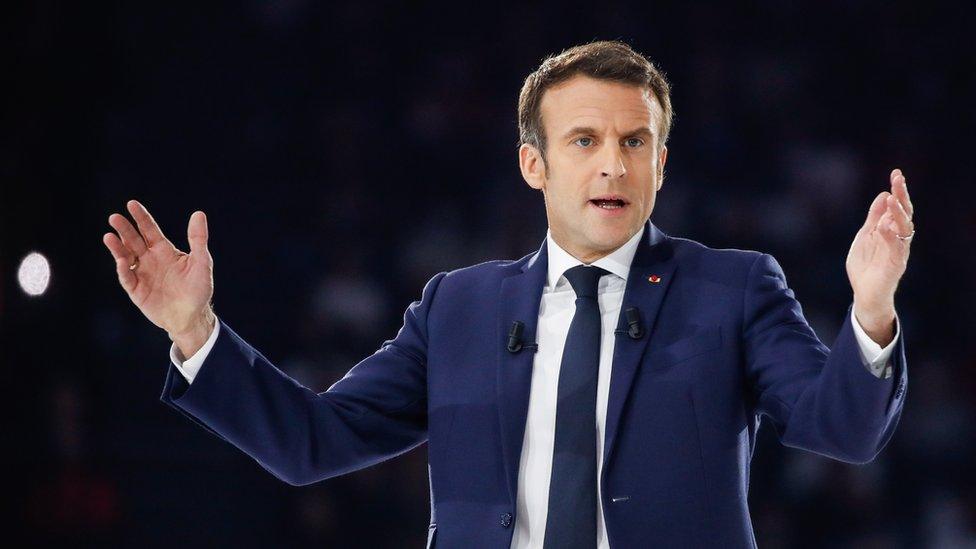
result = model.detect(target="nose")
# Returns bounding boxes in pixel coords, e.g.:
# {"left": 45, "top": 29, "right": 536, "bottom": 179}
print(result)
{"left": 600, "top": 144, "right": 627, "bottom": 179}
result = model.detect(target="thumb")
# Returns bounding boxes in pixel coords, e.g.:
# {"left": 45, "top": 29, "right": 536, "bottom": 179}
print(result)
{"left": 187, "top": 210, "right": 209, "bottom": 254}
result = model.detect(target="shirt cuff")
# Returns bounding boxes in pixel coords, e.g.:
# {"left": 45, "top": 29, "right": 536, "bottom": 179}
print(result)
{"left": 169, "top": 317, "right": 221, "bottom": 384}
{"left": 850, "top": 306, "right": 900, "bottom": 379}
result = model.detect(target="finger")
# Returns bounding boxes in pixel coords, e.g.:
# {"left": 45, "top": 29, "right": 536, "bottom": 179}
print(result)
{"left": 890, "top": 169, "right": 914, "bottom": 219}
{"left": 108, "top": 213, "right": 148, "bottom": 255}
{"left": 114, "top": 256, "right": 138, "bottom": 293}
{"left": 126, "top": 199, "right": 169, "bottom": 248}
{"left": 103, "top": 232, "right": 135, "bottom": 262}
{"left": 861, "top": 191, "right": 889, "bottom": 234}
{"left": 886, "top": 195, "right": 914, "bottom": 235}
{"left": 187, "top": 210, "right": 209, "bottom": 255}
{"left": 877, "top": 212, "right": 899, "bottom": 245}
{"left": 878, "top": 210, "right": 911, "bottom": 252}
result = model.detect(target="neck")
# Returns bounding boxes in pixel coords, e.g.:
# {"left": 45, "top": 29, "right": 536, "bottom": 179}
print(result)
{"left": 549, "top": 231, "right": 622, "bottom": 264}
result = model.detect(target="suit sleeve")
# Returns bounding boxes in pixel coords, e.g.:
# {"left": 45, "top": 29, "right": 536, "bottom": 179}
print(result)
{"left": 742, "top": 253, "right": 907, "bottom": 464}
{"left": 169, "top": 318, "right": 222, "bottom": 383}
{"left": 159, "top": 271, "right": 448, "bottom": 486}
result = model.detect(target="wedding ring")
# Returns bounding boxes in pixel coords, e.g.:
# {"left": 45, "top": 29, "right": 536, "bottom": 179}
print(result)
{"left": 129, "top": 261, "right": 139, "bottom": 271}
{"left": 896, "top": 229, "right": 915, "bottom": 241}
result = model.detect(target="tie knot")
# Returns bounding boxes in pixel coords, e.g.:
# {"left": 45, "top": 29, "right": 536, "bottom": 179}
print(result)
{"left": 563, "top": 265, "right": 610, "bottom": 299}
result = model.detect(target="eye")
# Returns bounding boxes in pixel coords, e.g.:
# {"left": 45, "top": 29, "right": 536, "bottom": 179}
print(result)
{"left": 624, "top": 137, "right": 645, "bottom": 148}
{"left": 574, "top": 137, "right": 594, "bottom": 148}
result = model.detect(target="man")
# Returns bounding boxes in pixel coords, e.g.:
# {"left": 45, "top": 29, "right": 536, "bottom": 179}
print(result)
{"left": 102, "top": 41, "right": 912, "bottom": 548}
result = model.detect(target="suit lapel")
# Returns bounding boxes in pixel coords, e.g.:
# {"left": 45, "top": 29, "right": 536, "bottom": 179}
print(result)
{"left": 603, "top": 221, "right": 677, "bottom": 469}
{"left": 496, "top": 238, "right": 548, "bottom": 505}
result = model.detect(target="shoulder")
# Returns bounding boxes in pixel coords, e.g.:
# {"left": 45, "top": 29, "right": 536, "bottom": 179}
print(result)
{"left": 663, "top": 233, "right": 793, "bottom": 289}
{"left": 439, "top": 255, "right": 528, "bottom": 290}
{"left": 413, "top": 253, "right": 532, "bottom": 303}
{"left": 668, "top": 233, "right": 764, "bottom": 269}
{"left": 445, "top": 257, "right": 525, "bottom": 279}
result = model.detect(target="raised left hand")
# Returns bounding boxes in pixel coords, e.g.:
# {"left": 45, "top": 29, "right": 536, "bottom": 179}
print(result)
{"left": 846, "top": 168, "right": 914, "bottom": 340}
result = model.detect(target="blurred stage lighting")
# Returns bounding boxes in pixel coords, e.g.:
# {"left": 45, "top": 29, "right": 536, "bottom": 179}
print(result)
{"left": 18, "top": 251, "right": 51, "bottom": 296}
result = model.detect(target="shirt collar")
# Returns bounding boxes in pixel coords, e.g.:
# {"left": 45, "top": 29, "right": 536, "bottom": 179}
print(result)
{"left": 545, "top": 223, "right": 646, "bottom": 289}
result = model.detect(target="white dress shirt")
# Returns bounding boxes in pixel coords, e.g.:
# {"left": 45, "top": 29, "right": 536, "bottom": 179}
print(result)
{"left": 170, "top": 226, "right": 900, "bottom": 549}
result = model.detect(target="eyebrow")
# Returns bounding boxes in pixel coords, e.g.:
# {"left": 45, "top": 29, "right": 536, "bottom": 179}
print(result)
{"left": 561, "top": 126, "right": 655, "bottom": 140}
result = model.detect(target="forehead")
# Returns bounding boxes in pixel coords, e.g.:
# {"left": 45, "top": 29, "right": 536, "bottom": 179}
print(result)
{"left": 539, "top": 74, "right": 661, "bottom": 135}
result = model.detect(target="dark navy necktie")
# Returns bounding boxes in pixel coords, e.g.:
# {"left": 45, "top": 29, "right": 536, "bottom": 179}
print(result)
{"left": 544, "top": 264, "right": 609, "bottom": 549}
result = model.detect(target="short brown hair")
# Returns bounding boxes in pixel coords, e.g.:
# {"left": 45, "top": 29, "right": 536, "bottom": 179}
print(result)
{"left": 517, "top": 40, "right": 674, "bottom": 162}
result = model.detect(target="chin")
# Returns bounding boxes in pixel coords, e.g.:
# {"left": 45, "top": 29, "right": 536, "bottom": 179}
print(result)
{"left": 586, "top": 225, "right": 633, "bottom": 250}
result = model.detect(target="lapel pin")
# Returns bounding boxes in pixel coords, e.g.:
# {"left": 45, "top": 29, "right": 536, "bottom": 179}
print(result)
{"left": 648, "top": 274, "right": 661, "bottom": 283}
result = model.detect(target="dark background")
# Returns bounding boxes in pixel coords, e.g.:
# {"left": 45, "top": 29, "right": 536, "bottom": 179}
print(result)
{"left": 4, "top": 1, "right": 974, "bottom": 547}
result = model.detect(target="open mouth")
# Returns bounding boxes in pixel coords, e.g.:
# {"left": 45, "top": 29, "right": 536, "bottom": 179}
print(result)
{"left": 590, "top": 199, "right": 626, "bottom": 209}
{"left": 588, "top": 195, "right": 629, "bottom": 210}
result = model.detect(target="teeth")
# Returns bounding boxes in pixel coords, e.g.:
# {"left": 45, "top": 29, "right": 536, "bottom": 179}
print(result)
{"left": 593, "top": 200, "right": 623, "bottom": 209}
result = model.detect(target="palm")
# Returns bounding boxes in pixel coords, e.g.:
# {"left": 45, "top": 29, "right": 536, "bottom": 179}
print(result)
{"left": 103, "top": 200, "right": 213, "bottom": 335}
{"left": 131, "top": 242, "right": 212, "bottom": 331}
{"left": 845, "top": 169, "right": 914, "bottom": 311}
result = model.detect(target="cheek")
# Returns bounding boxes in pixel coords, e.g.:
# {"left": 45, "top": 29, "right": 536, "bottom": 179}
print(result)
{"left": 638, "top": 187, "right": 658, "bottom": 213}
{"left": 544, "top": 184, "right": 579, "bottom": 217}
{"left": 547, "top": 179, "right": 585, "bottom": 209}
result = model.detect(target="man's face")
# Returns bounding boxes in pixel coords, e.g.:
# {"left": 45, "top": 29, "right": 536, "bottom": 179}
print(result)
{"left": 519, "top": 75, "right": 668, "bottom": 263}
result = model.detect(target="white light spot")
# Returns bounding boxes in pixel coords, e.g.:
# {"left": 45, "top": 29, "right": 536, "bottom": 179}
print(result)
{"left": 18, "top": 252, "right": 51, "bottom": 296}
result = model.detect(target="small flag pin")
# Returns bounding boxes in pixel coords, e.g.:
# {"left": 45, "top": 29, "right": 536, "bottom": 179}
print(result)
{"left": 648, "top": 274, "right": 661, "bottom": 283}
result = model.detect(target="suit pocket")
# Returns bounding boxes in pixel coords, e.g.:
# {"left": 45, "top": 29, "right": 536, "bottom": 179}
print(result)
{"left": 426, "top": 524, "right": 437, "bottom": 549}
{"left": 646, "top": 325, "right": 723, "bottom": 378}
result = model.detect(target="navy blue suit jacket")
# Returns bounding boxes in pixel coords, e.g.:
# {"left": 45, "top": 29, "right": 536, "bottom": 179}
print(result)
{"left": 161, "top": 220, "right": 907, "bottom": 548}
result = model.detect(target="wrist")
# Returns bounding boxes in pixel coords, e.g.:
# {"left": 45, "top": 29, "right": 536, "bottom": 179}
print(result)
{"left": 169, "top": 308, "right": 216, "bottom": 358}
{"left": 853, "top": 299, "right": 896, "bottom": 346}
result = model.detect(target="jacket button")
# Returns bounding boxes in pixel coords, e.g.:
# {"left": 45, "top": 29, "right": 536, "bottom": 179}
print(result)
{"left": 500, "top": 513, "right": 513, "bottom": 528}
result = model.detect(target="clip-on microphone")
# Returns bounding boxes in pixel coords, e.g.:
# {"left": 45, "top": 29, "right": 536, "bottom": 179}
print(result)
{"left": 506, "top": 321, "right": 538, "bottom": 353}
{"left": 614, "top": 307, "right": 644, "bottom": 339}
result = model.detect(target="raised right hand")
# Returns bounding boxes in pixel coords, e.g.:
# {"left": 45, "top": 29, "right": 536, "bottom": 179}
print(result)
{"left": 102, "top": 200, "right": 215, "bottom": 356}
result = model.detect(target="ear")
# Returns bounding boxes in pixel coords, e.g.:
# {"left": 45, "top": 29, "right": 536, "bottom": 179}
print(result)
{"left": 655, "top": 146, "right": 668, "bottom": 191}
{"left": 519, "top": 143, "right": 546, "bottom": 190}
